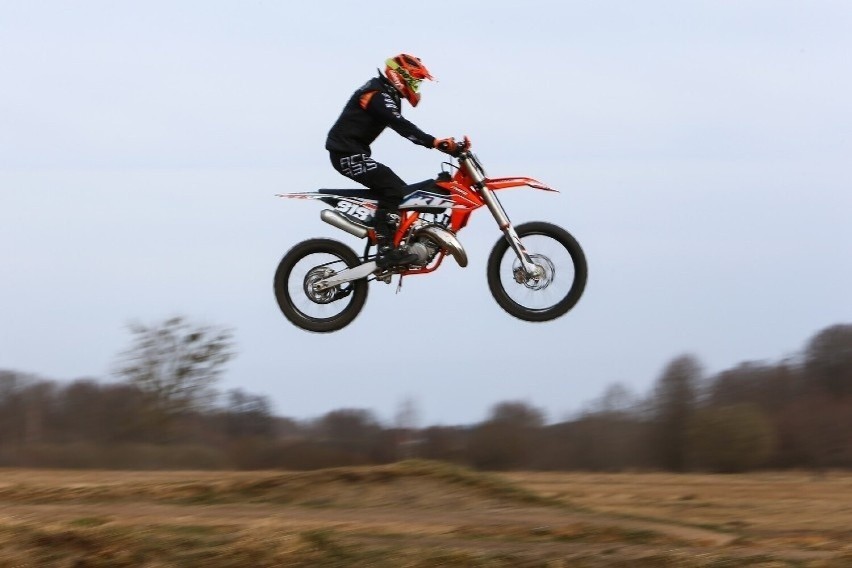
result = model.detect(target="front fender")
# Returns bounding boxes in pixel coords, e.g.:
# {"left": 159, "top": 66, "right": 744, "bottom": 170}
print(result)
{"left": 484, "top": 177, "right": 559, "bottom": 192}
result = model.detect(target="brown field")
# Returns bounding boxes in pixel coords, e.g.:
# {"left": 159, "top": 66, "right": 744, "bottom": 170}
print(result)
{"left": 1, "top": 461, "right": 851, "bottom": 567}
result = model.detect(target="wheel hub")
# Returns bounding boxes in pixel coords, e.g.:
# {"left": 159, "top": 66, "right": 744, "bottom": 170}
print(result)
{"left": 303, "top": 267, "right": 337, "bottom": 304}
{"left": 512, "top": 254, "right": 555, "bottom": 291}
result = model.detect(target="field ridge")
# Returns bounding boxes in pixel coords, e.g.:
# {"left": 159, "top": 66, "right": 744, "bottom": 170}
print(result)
{"left": 2, "top": 464, "right": 851, "bottom": 566}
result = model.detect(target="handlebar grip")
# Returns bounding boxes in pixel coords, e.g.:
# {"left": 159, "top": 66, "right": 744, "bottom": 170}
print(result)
{"left": 437, "top": 136, "right": 468, "bottom": 157}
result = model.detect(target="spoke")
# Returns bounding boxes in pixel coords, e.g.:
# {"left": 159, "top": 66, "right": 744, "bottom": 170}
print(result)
{"left": 499, "top": 234, "right": 576, "bottom": 312}
{"left": 287, "top": 253, "right": 354, "bottom": 321}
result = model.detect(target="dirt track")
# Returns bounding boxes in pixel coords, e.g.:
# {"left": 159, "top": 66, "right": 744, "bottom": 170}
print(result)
{"left": 2, "top": 466, "right": 851, "bottom": 566}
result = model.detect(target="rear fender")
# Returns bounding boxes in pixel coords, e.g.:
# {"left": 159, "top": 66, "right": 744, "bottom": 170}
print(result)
{"left": 276, "top": 192, "right": 340, "bottom": 208}
{"left": 277, "top": 192, "right": 377, "bottom": 222}
{"left": 276, "top": 191, "right": 328, "bottom": 202}
{"left": 277, "top": 191, "right": 375, "bottom": 205}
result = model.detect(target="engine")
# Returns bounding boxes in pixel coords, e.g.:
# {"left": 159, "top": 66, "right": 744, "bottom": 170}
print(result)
{"left": 408, "top": 239, "right": 441, "bottom": 266}
{"left": 405, "top": 224, "right": 469, "bottom": 268}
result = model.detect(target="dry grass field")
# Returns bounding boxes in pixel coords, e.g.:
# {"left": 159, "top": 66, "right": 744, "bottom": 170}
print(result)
{"left": 1, "top": 461, "right": 851, "bottom": 567}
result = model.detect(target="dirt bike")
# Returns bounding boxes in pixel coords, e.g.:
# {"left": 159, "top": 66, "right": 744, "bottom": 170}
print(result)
{"left": 274, "top": 137, "right": 587, "bottom": 333}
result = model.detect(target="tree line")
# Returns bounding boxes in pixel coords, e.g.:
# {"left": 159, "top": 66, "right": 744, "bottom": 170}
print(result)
{"left": 1, "top": 318, "right": 850, "bottom": 472}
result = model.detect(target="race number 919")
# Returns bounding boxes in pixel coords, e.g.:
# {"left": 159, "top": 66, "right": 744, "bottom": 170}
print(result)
{"left": 336, "top": 201, "right": 372, "bottom": 221}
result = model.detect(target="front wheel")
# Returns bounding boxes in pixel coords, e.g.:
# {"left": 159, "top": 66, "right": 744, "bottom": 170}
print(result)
{"left": 274, "top": 238, "right": 368, "bottom": 333}
{"left": 487, "top": 222, "right": 587, "bottom": 322}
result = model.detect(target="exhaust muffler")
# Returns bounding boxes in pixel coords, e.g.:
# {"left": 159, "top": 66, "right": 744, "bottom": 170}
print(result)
{"left": 320, "top": 209, "right": 369, "bottom": 239}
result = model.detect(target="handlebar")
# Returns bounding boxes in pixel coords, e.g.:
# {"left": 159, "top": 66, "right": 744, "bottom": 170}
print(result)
{"left": 457, "top": 135, "right": 472, "bottom": 156}
{"left": 446, "top": 135, "right": 488, "bottom": 180}
{"left": 438, "top": 135, "right": 471, "bottom": 158}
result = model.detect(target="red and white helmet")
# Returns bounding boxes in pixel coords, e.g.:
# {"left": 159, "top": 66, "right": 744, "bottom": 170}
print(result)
{"left": 384, "top": 53, "right": 434, "bottom": 107}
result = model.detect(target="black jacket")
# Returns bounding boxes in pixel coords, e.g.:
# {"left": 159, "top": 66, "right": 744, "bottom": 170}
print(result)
{"left": 325, "top": 74, "right": 435, "bottom": 154}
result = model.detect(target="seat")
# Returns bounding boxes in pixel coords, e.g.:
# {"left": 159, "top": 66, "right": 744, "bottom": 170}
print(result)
{"left": 317, "top": 188, "right": 376, "bottom": 199}
{"left": 317, "top": 179, "right": 450, "bottom": 200}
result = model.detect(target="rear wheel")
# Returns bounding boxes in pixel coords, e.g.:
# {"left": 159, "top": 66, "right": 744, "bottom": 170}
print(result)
{"left": 274, "top": 238, "right": 368, "bottom": 333}
{"left": 487, "top": 222, "right": 587, "bottom": 322}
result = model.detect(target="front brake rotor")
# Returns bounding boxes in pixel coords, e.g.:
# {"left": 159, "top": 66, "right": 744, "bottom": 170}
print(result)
{"left": 512, "top": 254, "right": 555, "bottom": 291}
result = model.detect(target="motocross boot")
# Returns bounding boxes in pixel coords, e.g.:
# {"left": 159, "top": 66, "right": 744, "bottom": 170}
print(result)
{"left": 374, "top": 207, "right": 417, "bottom": 269}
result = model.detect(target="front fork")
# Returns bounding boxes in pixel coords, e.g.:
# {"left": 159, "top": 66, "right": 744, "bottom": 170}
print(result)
{"left": 465, "top": 163, "right": 542, "bottom": 279}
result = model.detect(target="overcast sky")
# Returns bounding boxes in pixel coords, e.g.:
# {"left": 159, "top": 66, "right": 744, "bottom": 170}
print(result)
{"left": 2, "top": 1, "right": 850, "bottom": 425}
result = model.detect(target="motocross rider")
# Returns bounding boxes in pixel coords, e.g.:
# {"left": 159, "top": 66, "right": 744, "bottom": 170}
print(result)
{"left": 325, "top": 53, "right": 458, "bottom": 269}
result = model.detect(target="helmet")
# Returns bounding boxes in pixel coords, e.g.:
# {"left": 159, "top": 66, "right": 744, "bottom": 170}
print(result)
{"left": 384, "top": 53, "right": 434, "bottom": 107}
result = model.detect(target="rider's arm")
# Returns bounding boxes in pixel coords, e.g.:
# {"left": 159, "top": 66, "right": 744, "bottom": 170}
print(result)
{"left": 361, "top": 90, "right": 435, "bottom": 148}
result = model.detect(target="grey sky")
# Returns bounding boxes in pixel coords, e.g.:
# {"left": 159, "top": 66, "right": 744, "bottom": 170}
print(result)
{"left": 2, "top": 1, "right": 851, "bottom": 425}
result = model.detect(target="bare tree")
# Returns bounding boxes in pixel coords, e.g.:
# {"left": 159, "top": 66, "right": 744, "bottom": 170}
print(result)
{"left": 224, "top": 388, "right": 274, "bottom": 438}
{"left": 585, "top": 382, "right": 640, "bottom": 416}
{"left": 688, "top": 403, "right": 775, "bottom": 472}
{"left": 469, "top": 401, "right": 545, "bottom": 470}
{"left": 114, "top": 316, "right": 234, "bottom": 440}
{"left": 709, "top": 362, "right": 796, "bottom": 413}
{"left": 651, "top": 355, "right": 702, "bottom": 471}
{"left": 804, "top": 324, "right": 852, "bottom": 397}
{"left": 420, "top": 425, "right": 468, "bottom": 464}
{"left": 393, "top": 397, "right": 421, "bottom": 460}
{"left": 314, "top": 408, "right": 383, "bottom": 463}
{"left": 0, "top": 371, "right": 28, "bottom": 462}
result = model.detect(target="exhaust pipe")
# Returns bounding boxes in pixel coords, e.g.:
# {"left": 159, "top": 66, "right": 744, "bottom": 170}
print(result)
{"left": 320, "top": 209, "right": 369, "bottom": 239}
{"left": 414, "top": 225, "right": 468, "bottom": 267}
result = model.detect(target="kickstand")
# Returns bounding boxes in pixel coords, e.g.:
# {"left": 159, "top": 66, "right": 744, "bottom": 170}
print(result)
{"left": 396, "top": 275, "right": 404, "bottom": 294}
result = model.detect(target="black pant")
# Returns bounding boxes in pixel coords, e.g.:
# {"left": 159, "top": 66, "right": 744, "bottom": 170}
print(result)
{"left": 329, "top": 152, "right": 406, "bottom": 245}
{"left": 329, "top": 152, "right": 407, "bottom": 207}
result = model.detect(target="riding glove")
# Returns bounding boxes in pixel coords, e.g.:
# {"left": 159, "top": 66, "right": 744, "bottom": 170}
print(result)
{"left": 434, "top": 137, "right": 458, "bottom": 155}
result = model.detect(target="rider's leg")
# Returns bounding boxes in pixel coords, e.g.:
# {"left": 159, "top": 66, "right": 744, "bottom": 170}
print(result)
{"left": 329, "top": 152, "right": 416, "bottom": 267}
{"left": 372, "top": 199, "right": 417, "bottom": 268}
